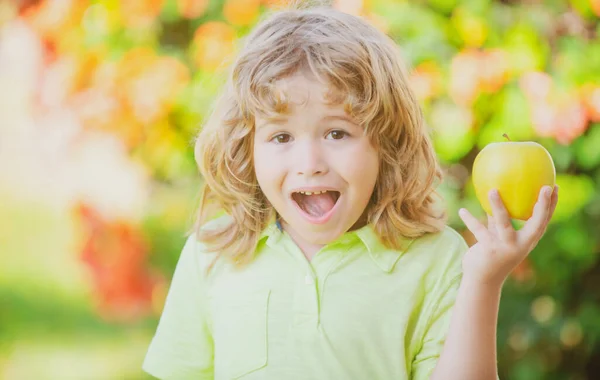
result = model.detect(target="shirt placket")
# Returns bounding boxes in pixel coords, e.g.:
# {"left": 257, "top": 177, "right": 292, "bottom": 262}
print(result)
{"left": 292, "top": 246, "right": 349, "bottom": 340}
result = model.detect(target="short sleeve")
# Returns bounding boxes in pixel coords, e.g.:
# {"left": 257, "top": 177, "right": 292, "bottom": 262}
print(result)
{"left": 410, "top": 274, "right": 462, "bottom": 380}
{"left": 142, "top": 234, "right": 214, "bottom": 380}
{"left": 411, "top": 228, "right": 468, "bottom": 380}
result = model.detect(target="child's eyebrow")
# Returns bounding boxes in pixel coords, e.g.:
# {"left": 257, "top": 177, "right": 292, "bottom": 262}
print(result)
{"left": 322, "top": 114, "right": 359, "bottom": 126}
{"left": 256, "top": 114, "right": 358, "bottom": 128}
{"left": 256, "top": 116, "right": 289, "bottom": 128}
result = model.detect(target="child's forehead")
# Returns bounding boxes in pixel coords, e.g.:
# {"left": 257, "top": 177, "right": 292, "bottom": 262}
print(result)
{"left": 254, "top": 83, "right": 354, "bottom": 124}
{"left": 269, "top": 73, "right": 350, "bottom": 111}
{"left": 272, "top": 73, "right": 332, "bottom": 102}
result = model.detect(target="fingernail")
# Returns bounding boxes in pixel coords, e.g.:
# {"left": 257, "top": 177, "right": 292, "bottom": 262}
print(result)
{"left": 545, "top": 186, "right": 552, "bottom": 196}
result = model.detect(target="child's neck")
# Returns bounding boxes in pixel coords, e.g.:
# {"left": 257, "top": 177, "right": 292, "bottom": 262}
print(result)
{"left": 279, "top": 222, "right": 323, "bottom": 261}
{"left": 278, "top": 215, "right": 369, "bottom": 262}
{"left": 293, "top": 238, "right": 323, "bottom": 262}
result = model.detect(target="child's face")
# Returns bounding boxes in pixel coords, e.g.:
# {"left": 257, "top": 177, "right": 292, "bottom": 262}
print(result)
{"left": 253, "top": 73, "right": 379, "bottom": 245}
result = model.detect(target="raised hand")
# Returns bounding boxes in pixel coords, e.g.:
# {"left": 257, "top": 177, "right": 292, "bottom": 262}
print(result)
{"left": 458, "top": 185, "right": 559, "bottom": 288}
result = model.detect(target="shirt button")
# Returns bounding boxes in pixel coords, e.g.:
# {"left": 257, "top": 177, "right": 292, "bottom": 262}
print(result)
{"left": 304, "top": 274, "right": 313, "bottom": 285}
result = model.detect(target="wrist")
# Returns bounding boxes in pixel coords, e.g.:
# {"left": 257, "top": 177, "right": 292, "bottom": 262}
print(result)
{"left": 460, "top": 275, "right": 504, "bottom": 296}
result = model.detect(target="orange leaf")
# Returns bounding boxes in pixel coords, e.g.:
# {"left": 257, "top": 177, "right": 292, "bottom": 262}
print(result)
{"left": 75, "top": 203, "right": 160, "bottom": 322}
{"left": 223, "top": 0, "right": 260, "bottom": 27}
{"left": 449, "top": 50, "right": 482, "bottom": 106}
{"left": 410, "top": 61, "right": 444, "bottom": 102}
{"left": 120, "top": 0, "right": 165, "bottom": 29}
{"left": 479, "top": 49, "right": 511, "bottom": 93}
{"left": 580, "top": 84, "right": 600, "bottom": 122}
{"left": 177, "top": 0, "right": 210, "bottom": 18}
{"left": 192, "top": 22, "right": 237, "bottom": 71}
{"left": 591, "top": 0, "right": 600, "bottom": 17}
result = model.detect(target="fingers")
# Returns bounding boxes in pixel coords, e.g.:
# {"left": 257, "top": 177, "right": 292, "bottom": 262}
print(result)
{"left": 544, "top": 185, "right": 559, "bottom": 227}
{"left": 487, "top": 214, "right": 497, "bottom": 237}
{"left": 520, "top": 185, "right": 554, "bottom": 246}
{"left": 489, "top": 189, "right": 516, "bottom": 244}
{"left": 459, "top": 208, "right": 492, "bottom": 243}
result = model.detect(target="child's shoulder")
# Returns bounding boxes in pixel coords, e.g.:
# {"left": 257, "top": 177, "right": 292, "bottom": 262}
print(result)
{"left": 198, "top": 213, "right": 235, "bottom": 235}
{"left": 402, "top": 225, "right": 469, "bottom": 276}
{"left": 181, "top": 214, "right": 234, "bottom": 267}
{"left": 409, "top": 224, "right": 468, "bottom": 251}
{"left": 414, "top": 225, "right": 468, "bottom": 252}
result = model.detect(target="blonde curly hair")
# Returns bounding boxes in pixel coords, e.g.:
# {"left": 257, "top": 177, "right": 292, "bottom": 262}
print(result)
{"left": 194, "top": 2, "right": 446, "bottom": 267}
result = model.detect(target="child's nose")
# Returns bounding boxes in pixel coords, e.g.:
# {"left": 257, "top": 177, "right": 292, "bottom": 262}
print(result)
{"left": 295, "top": 140, "right": 328, "bottom": 176}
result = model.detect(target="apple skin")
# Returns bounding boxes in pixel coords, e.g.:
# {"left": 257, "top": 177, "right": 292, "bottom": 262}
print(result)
{"left": 472, "top": 141, "right": 556, "bottom": 221}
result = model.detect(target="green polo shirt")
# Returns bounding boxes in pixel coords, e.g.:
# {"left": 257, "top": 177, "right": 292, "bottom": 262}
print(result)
{"left": 143, "top": 217, "right": 468, "bottom": 380}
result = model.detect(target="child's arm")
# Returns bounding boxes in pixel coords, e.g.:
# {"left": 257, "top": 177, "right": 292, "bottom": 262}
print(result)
{"left": 428, "top": 273, "right": 502, "bottom": 380}
{"left": 430, "top": 185, "right": 559, "bottom": 380}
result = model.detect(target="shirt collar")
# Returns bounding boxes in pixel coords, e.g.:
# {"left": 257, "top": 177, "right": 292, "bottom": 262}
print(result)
{"left": 260, "top": 218, "right": 281, "bottom": 242}
{"left": 260, "top": 219, "right": 413, "bottom": 273}
{"left": 354, "top": 224, "right": 414, "bottom": 273}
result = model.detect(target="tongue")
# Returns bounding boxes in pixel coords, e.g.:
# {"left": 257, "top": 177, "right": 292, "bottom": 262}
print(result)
{"left": 297, "top": 193, "right": 336, "bottom": 217}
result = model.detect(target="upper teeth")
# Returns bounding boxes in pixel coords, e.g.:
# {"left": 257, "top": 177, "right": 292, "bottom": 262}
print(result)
{"left": 298, "top": 190, "right": 328, "bottom": 195}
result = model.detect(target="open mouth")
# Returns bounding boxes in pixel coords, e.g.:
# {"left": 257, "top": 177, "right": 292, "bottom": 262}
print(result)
{"left": 291, "top": 190, "right": 341, "bottom": 218}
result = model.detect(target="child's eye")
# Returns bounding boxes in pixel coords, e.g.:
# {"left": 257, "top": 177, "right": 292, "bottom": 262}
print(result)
{"left": 326, "top": 130, "right": 349, "bottom": 140}
{"left": 270, "top": 133, "right": 292, "bottom": 144}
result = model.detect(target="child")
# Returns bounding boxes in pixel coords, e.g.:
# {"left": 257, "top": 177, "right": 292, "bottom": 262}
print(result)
{"left": 143, "top": 3, "right": 559, "bottom": 380}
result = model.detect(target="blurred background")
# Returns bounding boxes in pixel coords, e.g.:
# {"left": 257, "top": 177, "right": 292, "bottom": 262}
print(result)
{"left": 1, "top": 0, "right": 599, "bottom": 379}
